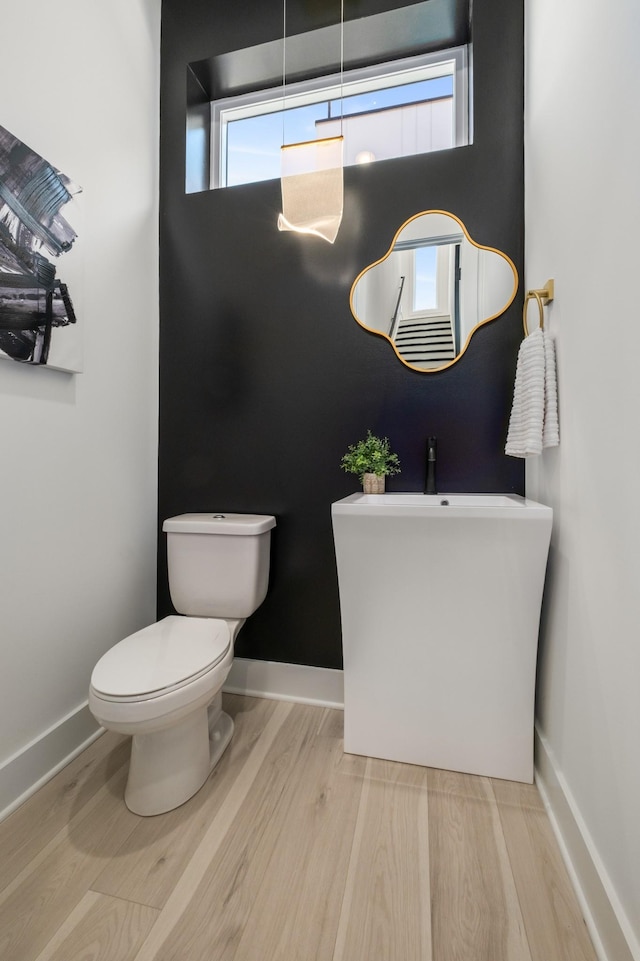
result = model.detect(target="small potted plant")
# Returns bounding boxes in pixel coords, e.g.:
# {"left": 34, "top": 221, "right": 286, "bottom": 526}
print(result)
{"left": 340, "top": 429, "right": 401, "bottom": 493}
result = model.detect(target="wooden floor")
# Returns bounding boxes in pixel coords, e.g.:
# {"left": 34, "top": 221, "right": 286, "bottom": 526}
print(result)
{"left": 0, "top": 695, "right": 598, "bottom": 961}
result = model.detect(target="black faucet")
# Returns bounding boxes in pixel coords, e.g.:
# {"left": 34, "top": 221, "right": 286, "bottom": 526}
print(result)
{"left": 425, "top": 436, "right": 437, "bottom": 494}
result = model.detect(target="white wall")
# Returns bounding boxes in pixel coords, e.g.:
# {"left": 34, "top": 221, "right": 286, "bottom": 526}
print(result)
{"left": 0, "top": 1, "right": 160, "bottom": 813}
{"left": 525, "top": 2, "right": 640, "bottom": 959}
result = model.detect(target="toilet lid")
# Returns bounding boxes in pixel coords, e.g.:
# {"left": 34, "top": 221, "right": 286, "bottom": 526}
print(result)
{"left": 91, "top": 615, "right": 231, "bottom": 698}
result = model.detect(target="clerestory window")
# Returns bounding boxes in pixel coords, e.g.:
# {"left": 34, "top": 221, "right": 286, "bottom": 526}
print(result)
{"left": 207, "top": 47, "right": 469, "bottom": 191}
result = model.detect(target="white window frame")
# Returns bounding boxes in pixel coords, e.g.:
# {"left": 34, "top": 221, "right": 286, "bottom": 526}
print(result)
{"left": 212, "top": 46, "right": 469, "bottom": 189}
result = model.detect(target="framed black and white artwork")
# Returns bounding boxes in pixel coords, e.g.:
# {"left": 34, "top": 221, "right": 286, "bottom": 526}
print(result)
{"left": 0, "top": 124, "right": 83, "bottom": 372}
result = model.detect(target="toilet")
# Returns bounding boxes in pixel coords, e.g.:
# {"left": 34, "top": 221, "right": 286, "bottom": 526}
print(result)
{"left": 89, "top": 512, "right": 276, "bottom": 816}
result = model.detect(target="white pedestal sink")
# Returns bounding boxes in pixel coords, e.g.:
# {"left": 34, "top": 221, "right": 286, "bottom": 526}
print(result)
{"left": 331, "top": 493, "right": 552, "bottom": 782}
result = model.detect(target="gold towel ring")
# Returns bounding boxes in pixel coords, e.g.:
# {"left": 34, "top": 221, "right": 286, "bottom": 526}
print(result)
{"left": 523, "top": 279, "right": 555, "bottom": 336}
{"left": 523, "top": 290, "right": 544, "bottom": 335}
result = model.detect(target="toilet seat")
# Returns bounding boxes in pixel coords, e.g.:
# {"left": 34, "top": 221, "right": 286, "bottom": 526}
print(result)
{"left": 91, "top": 615, "right": 230, "bottom": 702}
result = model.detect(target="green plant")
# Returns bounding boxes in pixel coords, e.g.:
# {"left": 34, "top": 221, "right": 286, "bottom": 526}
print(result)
{"left": 340, "top": 430, "right": 401, "bottom": 481}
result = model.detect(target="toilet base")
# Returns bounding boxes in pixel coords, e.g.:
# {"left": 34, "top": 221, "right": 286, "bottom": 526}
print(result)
{"left": 208, "top": 702, "right": 234, "bottom": 771}
{"left": 124, "top": 693, "right": 234, "bottom": 816}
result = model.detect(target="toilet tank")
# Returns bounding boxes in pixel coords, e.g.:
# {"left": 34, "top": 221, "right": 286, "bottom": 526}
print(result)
{"left": 162, "top": 513, "right": 276, "bottom": 618}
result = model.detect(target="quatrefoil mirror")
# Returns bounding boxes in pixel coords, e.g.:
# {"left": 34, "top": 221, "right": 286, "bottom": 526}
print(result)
{"left": 349, "top": 210, "right": 518, "bottom": 372}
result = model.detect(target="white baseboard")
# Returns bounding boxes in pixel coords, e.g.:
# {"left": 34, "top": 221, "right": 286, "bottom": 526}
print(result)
{"left": 0, "top": 702, "right": 103, "bottom": 823}
{"left": 0, "top": 663, "right": 340, "bottom": 822}
{"left": 534, "top": 726, "right": 639, "bottom": 961}
{"left": 224, "top": 657, "right": 344, "bottom": 709}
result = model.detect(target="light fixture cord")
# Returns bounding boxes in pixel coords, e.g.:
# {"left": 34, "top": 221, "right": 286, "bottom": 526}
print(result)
{"left": 281, "top": 0, "right": 344, "bottom": 143}
{"left": 340, "top": 0, "right": 344, "bottom": 136}
{"left": 282, "top": 0, "right": 286, "bottom": 147}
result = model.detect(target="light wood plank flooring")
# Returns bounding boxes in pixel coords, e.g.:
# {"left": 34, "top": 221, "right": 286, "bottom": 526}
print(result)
{"left": 0, "top": 695, "right": 598, "bottom": 961}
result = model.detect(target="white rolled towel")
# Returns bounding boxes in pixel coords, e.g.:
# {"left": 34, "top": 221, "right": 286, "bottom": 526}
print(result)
{"left": 542, "top": 330, "right": 559, "bottom": 448}
{"left": 505, "top": 327, "right": 559, "bottom": 457}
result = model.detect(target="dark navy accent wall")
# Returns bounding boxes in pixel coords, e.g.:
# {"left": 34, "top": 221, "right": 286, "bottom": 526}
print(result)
{"left": 158, "top": 0, "right": 525, "bottom": 669}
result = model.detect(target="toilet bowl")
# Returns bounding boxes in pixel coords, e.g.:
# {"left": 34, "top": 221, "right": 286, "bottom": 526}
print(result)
{"left": 89, "top": 512, "right": 275, "bottom": 816}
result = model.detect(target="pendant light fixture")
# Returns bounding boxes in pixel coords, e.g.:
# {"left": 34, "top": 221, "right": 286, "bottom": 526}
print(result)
{"left": 277, "top": 0, "right": 344, "bottom": 244}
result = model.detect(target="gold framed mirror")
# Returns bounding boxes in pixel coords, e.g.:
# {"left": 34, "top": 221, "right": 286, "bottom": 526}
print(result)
{"left": 349, "top": 210, "right": 518, "bottom": 372}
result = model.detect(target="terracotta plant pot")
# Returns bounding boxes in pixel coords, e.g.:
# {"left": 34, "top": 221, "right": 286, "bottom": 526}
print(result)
{"left": 362, "top": 473, "right": 385, "bottom": 494}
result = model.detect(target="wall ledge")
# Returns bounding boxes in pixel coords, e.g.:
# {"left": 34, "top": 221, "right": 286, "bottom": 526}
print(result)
{"left": 534, "top": 726, "right": 639, "bottom": 961}
{"left": 224, "top": 657, "right": 344, "bottom": 709}
{"left": 0, "top": 702, "right": 102, "bottom": 823}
